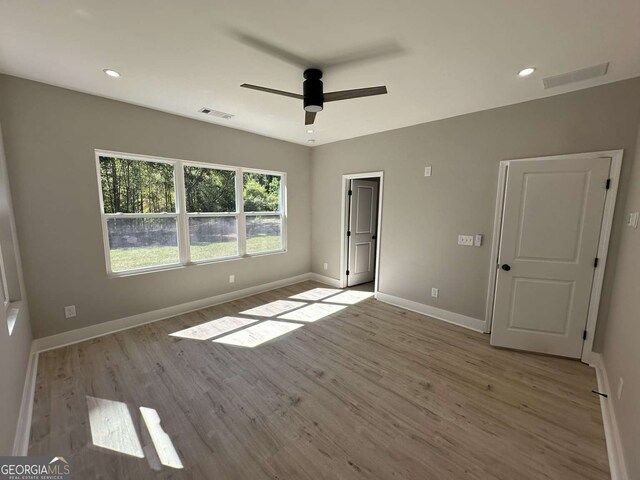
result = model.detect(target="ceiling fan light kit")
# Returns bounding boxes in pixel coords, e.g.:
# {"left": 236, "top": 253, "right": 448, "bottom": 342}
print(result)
{"left": 303, "top": 68, "right": 324, "bottom": 113}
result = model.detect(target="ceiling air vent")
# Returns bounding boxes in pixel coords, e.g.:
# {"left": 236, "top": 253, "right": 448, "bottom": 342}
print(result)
{"left": 542, "top": 62, "right": 609, "bottom": 89}
{"left": 199, "top": 107, "right": 234, "bottom": 120}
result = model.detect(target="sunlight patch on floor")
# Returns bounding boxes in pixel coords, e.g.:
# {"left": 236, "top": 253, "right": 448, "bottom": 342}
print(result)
{"left": 87, "top": 396, "right": 144, "bottom": 458}
{"left": 323, "top": 290, "right": 374, "bottom": 305}
{"left": 169, "top": 316, "right": 257, "bottom": 340}
{"left": 140, "top": 407, "right": 184, "bottom": 469}
{"left": 278, "top": 303, "right": 346, "bottom": 322}
{"left": 213, "top": 320, "right": 304, "bottom": 348}
{"left": 240, "top": 300, "right": 307, "bottom": 317}
{"left": 289, "top": 288, "right": 342, "bottom": 301}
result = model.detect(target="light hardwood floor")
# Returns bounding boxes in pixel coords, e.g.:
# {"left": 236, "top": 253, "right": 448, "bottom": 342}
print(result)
{"left": 29, "top": 281, "right": 610, "bottom": 479}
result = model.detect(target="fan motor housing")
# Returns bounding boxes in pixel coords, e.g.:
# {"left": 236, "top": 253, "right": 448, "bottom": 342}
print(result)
{"left": 303, "top": 68, "right": 323, "bottom": 112}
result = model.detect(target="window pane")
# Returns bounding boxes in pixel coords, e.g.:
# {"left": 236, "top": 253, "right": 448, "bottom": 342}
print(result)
{"left": 189, "top": 217, "right": 238, "bottom": 261}
{"left": 243, "top": 173, "right": 281, "bottom": 212}
{"left": 107, "top": 218, "right": 179, "bottom": 272}
{"left": 99, "top": 157, "right": 176, "bottom": 213}
{"left": 184, "top": 166, "right": 236, "bottom": 213}
{"left": 246, "top": 215, "right": 282, "bottom": 254}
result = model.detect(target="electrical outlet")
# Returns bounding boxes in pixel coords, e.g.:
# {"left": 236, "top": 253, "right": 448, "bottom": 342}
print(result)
{"left": 617, "top": 378, "right": 624, "bottom": 400}
{"left": 323, "top": 262, "right": 328, "bottom": 271}
{"left": 424, "top": 166, "right": 432, "bottom": 177}
{"left": 229, "top": 274, "right": 235, "bottom": 283}
{"left": 628, "top": 212, "right": 639, "bottom": 228}
{"left": 64, "top": 305, "right": 76, "bottom": 319}
{"left": 431, "top": 287, "right": 439, "bottom": 298}
{"left": 474, "top": 234, "right": 483, "bottom": 247}
{"left": 458, "top": 235, "right": 474, "bottom": 246}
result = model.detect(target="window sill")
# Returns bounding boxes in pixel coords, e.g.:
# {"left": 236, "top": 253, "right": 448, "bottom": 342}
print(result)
{"left": 107, "top": 249, "right": 287, "bottom": 278}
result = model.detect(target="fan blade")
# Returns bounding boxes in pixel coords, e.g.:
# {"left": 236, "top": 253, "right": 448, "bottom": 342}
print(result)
{"left": 305, "top": 111, "right": 316, "bottom": 125}
{"left": 324, "top": 41, "right": 404, "bottom": 69}
{"left": 233, "top": 31, "right": 313, "bottom": 68}
{"left": 241, "top": 84, "right": 303, "bottom": 100}
{"left": 324, "top": 86, "right": 387, "bottom": 102}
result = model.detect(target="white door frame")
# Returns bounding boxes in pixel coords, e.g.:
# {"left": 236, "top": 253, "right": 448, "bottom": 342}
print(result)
{"left": 484, "top": 150, "right": 623, "bottom": 364}
{"left": 340, "top": 171, "right": 384, "bottom": 292}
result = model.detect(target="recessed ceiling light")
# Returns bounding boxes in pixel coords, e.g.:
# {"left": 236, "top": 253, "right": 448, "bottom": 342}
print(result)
{"left": 518, "top": 67, "right": 536, "bottom": 77}
{"left": 307, "top": 129, "right": 314, "bottom": 134}
{"left": 308, "top": 139, "right": 315, "bottom": 143}
{"left": 103, "top": 69, "right": 121, "bottom": 78}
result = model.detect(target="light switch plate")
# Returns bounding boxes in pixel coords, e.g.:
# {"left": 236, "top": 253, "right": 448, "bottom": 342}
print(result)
{"left": 628, "top": 212, "right": 639, "bottom": 228}
{"left": 458, "top": 235, "right": 474, "bottom": 246}
{"left": 424, "top": 166, "right": 432, "bottom": 177}
{"left": 474, "top": 234, "right": 483, "bottom": 247}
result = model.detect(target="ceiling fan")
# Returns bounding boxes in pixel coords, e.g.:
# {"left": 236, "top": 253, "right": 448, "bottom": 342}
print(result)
{"left": 241, "top": 69, "right": 387, "bottom": 125}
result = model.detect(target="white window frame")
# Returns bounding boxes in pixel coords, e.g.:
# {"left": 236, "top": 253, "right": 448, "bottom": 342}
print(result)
{"left": 242, "top": 167, "right": 288, "bottom": 257}
{"left": 94, "top": 150, "right": 287, "bottom": 276}
{"left": 181, "top": 161, "right": 239, "bottom": 264}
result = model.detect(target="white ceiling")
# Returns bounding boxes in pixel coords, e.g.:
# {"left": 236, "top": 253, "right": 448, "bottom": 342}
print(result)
{"left": 1, "top": 0, "right": 639, "bottom": 146}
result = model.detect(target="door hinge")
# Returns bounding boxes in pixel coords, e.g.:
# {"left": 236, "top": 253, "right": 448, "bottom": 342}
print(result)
{"left": 347, "top": 231, "right": 351, "bottom": 237}
{"left": 605, "top": 178, "right": 611, "bottom": 190}
{"left": 583, "top": 330, "right": 587, "bottom": 340}
{"left": 346, "top": 270, "right": 350, "bottom": 275}
{"left": 594, "top": 257, "right": 599, "bottom": 268}
{"left": 348, "top": 189, "right": 353, "bottom": 196}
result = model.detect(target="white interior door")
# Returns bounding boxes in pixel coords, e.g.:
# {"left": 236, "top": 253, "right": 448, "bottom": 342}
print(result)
{"left": 490, "top": 156, "right": 611, "bottom": 358}
{"left": 347, "top": 179, "right": 378, "bottom": 286}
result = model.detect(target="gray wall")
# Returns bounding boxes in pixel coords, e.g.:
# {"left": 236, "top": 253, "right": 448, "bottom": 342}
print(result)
{"left": 0, "top": 123, "right": 32, "bottom": 455}
{"left": 600, "top": 125, "right": 640, "bottom": 479}
{"left": 0, "top": 75, "right": 312, "bottom": 338}
{"left": 311, "top": 77, "right": 640, "bottom": 348}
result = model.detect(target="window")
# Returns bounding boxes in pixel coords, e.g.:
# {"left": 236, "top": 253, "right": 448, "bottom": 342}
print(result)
{"left": 96, "top": 151, "right": 286, "bottom": 275}
{"left": 243, "top": 172, "right": 284, "bottom": 254}
{"left": 184, "top": 165, "right": 238, "bottom": 262}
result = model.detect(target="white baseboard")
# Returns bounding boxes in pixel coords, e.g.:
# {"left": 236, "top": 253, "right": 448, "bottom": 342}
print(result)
{"left": 375, "top": 292, "right": 486, "bottom": 333}
{"left": 309, "top": 273, "right": 342, "bottom": 288}
{"left": 590, "top": 353, "right": 628, "bottom": 480}
{"left": 12, "top": 351, "right": 38, "bottom": 456}
{"left": 32, "top": 273, "right": 313, "bottom": 353}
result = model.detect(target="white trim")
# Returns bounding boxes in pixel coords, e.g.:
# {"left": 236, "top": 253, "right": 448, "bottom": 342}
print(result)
{"left": 12, "top": 351, "right": 38, "bottom": 456}
{"left": 375, "top": 292, "right": 486, "bottom": 333}
{"left": 309, "top": 273, "right": 342, "bottom": 288}
{"left": 484, "top": 162, "right": 508, "bottom": 333}
{"left": 340, "top": 171, "right": 384, "bottom": 292}
{"left": 32, "top": 273, "right": 312, "bottom": 353}
{"left": 174, "top": 162, "right": 189, "bottom": 264}
{"left": 582, "top": 151, "right": 623, "bottom": 363}
{"left": 590, "top": 353, "right": 628, "bottom": 480}
{"left": 485, "top": 150, "right": 623, "bottom": 363}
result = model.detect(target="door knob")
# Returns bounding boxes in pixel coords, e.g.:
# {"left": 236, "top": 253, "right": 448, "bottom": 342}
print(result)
{"left": 372, "top": 235, "right": 376, "bottom": 240}
{"left": 501, "top": 264, "right": 511, "bottom": 271}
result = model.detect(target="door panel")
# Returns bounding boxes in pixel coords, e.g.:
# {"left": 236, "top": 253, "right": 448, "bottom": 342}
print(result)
{"left": 516, "top": 172, "right": 589, "bottom": 261}
{"left": 348, "top": 179, "right": 378, "bottom": 286}
{"left": 508, "top": 278, "right": 573, "bottom": 334}
{"left": 490, "top": 156, "right": 610, "bottom": 358}
{"left": 354, "top": 242, "right": 372, "bottom": 274}
{"left": 355, "top": 186, "right": 374, "bottom": 234}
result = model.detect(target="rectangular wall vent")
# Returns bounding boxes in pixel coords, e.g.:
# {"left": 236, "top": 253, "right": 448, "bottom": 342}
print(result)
{"left": 199, "top": 107, "right": 234, "bottom": 120}
{"left": 542, "top": 62, "right": 609, "bottom": 89}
